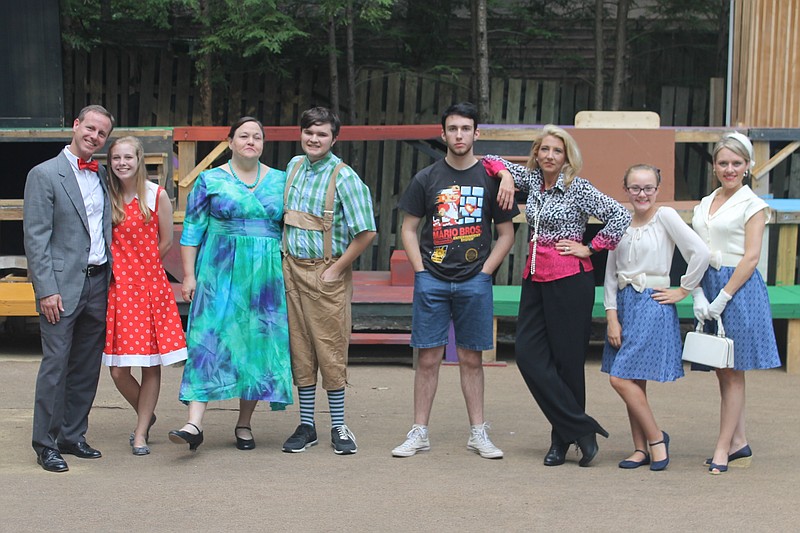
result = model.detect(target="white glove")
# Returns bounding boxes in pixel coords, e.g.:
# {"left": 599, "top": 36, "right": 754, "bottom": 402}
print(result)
{"left": 691, "top": 287, "right": 711, "bottom": 322}
{"left": 707, "top": 289, "right": 732, "bottom": 320}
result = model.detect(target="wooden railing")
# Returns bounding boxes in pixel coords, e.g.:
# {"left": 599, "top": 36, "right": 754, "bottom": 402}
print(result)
{"left": 3, "top": 126, "right": 800, "bottom": 285}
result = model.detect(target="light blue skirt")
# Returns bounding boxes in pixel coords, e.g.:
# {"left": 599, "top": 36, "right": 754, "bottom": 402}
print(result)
{"left": 602, "top": 286, "right": 684, "bottom": 382}
{"left": 697, "top": 267, "right": 780, "bottom": 371}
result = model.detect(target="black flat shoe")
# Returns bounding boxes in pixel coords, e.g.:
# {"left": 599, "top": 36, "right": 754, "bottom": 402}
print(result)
{"left": 577, "top": 434, "right": 599, "bottom": 467}
{"left": 543, "top": 445, "right": 567, "bottom": 466}
{"left": 37, "top": 447, "right": 69, "bottom": 472}
{"left": 169, "top": 422, "right": 204, "bottom": 451}
{"left": 59, "top": 441, "right": 102, "bottom": 459}
{"left": 235, "top": 425, "right": 256, "bottom": 451}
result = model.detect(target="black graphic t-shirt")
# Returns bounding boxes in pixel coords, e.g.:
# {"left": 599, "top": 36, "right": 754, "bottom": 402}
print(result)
{"left": 399, "top": 159, "right": 518, "bottom": 282}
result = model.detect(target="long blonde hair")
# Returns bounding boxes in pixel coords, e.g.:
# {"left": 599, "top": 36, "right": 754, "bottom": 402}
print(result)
{"left": 106, "top": 136, "right": 151, "bottom": 226}
{"left": 525, "top": 124, "right": 583, "bottom": 189}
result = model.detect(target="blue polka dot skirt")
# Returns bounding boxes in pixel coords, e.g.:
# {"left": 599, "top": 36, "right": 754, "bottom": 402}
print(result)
{"left": 698, "top": 267, "right": 780, "bottom": 371}
{"left": 602, "top": 286, "right": 685, "bottom": 382}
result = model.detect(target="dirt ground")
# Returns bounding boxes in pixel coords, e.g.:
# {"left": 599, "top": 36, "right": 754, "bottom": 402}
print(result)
{"left": 1, "top": 336, "right": 799, "bottom": 532}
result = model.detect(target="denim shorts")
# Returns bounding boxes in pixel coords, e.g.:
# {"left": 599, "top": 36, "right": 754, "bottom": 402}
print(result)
{"left": 410, "top": 270, "right": 494, "bottom": 351}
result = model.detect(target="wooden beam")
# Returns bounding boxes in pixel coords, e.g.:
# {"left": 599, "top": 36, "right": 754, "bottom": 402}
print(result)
{"left": 0, "top": 282, "right": 37, "bottom": 316}
{"left": 776, "top": 225, "right": 799, "bottom": 286}
{"left": 176, "top": 141, "right": 196, "bottom": 210}
{"left": 788, "top": 319, "right": 800, "bottom": 374}
{"left": 178, "top": 141, "right": 228, "bottom": 188}
{"left": 0, "top": 200, "right": 23, "bottom": 221}
{"left": 751, "top": 141, "right": 770, "bottom": 195}
{"left": 673, "top": 128, "right": 733, "bottom": 143}
{"left": 0, "top": 128, "right": 172, "bottom": 141}
{"left": 172, "top": 125, "right": 443, "bottom": 143}
{"left": 753, "top": 141, "right": 800, "bottom": 180}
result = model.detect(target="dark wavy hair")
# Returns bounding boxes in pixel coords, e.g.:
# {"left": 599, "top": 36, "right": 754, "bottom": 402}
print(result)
{"left": 300, "top": 107, "right": 341, "bottom": 138}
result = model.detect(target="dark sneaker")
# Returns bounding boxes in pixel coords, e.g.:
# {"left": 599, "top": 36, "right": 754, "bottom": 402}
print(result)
{"left": 282, "top": 424, "right": 318, "bottom": 453}
{"left": 331, "top": 425, "right": 358, "bottom": 455}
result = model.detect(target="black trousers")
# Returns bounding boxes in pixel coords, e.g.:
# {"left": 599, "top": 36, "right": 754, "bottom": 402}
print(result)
{"left": 515, "top": 270, "right": 607, "bottom": 444}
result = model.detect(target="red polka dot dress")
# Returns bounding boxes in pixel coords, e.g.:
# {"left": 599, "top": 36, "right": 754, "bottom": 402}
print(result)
{"left": 103, "top": 182, "right": 188, "bottom": 367}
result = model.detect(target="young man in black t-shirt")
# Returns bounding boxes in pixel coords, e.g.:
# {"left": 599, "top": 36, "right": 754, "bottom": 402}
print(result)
{"left": 392, "top": 103, "right": 518, "bottom": 459}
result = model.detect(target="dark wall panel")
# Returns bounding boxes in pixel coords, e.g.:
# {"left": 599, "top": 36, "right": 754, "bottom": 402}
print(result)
{"left": 0, "top": 0, "right": 63, "bottom": 126}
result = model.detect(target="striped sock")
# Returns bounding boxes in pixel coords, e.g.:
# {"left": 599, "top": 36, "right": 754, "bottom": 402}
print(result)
{"left": 327, "top": 388, "right": 345, "bottom": 428}
{"left": 298, "top": 385, "right": 316, "bottom": 427}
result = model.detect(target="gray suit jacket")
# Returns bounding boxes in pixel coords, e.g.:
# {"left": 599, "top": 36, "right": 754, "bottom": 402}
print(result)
{"left": 23, "top": 151, "right": 112, "bottom": 315}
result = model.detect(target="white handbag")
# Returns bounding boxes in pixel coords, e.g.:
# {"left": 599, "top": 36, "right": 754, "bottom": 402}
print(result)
{"left": 681, "top": 319, "right": 735, "bottom": 369}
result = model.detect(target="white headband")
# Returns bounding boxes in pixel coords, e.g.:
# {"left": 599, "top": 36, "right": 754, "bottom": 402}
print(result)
{"left": 724, "top": 131, "right": 755, "bottom": 169}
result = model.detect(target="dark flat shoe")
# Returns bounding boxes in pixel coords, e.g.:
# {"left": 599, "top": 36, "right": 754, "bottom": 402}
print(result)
{"left": 130, "top": 413, "right": 158, "bottom": 446}
{"left": 132, "top": 445, "right": 151, "bottom": 456}
{"left": 649, "top": 431, "right": 670, "bottom": 471}
{"left": 169, "top": 422, "right": 204, "bottom": 451}
{"left": 235, "top": 425, "right": 256, "bottom": 451}
{"left": 619, "top": 449, "right": 651, "bottom": 469}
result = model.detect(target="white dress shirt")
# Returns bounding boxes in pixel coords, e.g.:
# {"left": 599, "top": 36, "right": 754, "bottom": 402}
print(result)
{"left": 63, "top": 146, "right": 107, "bottom": 265}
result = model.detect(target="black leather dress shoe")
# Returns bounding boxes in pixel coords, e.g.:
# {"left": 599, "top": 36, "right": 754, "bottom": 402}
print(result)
{"left": 543, "top": 445, "right": 567, "bottom": 466}
{"left": 59, "top": 441, "right": 102, "bottom": 459}
{"left": 577, "top": 434, "right": 599, "bottom": 467}
{"left": 38, "top": 447, "right": 69, "bottom": 472}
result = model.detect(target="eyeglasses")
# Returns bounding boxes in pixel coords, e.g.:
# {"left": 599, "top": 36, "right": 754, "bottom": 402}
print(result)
{"left": 625, "top": 185, "right": 658, "bottom": 195}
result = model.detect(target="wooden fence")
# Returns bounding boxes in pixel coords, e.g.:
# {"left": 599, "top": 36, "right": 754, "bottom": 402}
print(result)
{"left": 63, "top": 49, "right": 715, "bottom": 129}
{"left": 62, "top": 49, "right": 721, "bottom": 281}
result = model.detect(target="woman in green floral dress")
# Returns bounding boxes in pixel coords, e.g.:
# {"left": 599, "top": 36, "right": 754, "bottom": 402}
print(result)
{"left": 169, "top": 117, "right": 292, "bottom": 452}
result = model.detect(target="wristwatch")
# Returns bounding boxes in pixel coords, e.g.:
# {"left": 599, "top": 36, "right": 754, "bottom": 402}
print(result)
{"left": 586, "top": 242, "right": 596, "bottom": 255}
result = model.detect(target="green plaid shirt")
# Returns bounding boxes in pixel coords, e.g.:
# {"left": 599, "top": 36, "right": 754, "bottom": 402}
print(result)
{"left": 284, "top": 152, "right": 376, "bottom": 259}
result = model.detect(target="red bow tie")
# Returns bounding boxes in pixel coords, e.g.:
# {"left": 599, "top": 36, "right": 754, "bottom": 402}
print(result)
{"left": 78, "top": 158, "right": 99, "bottom": 172}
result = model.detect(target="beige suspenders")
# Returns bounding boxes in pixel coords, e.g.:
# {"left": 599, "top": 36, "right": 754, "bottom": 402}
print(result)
{"left": 283, "top": 161, "right": 346, "bottom": 264}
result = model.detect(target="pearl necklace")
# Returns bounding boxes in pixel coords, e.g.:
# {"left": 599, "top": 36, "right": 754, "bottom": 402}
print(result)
{"left": 228, "top": 160, "right": 262, "bottom": 190}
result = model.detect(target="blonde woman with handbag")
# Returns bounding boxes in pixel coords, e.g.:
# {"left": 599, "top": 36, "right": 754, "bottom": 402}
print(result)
{"left": 692, "top": 132, "right": 780, "bottom": 474}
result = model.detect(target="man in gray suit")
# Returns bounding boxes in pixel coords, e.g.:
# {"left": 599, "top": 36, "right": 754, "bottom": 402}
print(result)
{"left": 23, "top": 105, "right": 115, "bottom": 472}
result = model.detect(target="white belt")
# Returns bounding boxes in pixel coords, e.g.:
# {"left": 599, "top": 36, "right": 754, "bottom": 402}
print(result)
{"left": 617, "top": 273, "right": 671, "bottom": 292}
{"left": 709, "top": 250, "right": 742, "bottom": 270}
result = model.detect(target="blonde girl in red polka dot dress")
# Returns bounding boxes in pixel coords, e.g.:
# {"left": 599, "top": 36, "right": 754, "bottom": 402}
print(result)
{"left": 102, "top": 136, "right": 187, "bottom": 455}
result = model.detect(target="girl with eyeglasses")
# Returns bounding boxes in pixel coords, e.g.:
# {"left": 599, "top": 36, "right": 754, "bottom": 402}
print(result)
{"left": 602, "top": 164, "right": 709, "bottom": 471}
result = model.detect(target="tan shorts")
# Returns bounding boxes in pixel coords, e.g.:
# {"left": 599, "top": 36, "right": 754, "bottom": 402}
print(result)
{"left": 283, "top": 254, "right": 352, "bottom": 390}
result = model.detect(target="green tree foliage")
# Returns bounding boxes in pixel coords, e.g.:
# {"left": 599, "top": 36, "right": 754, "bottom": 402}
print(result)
{"left": 188, "top": 0, "right": 306, "bottom": 58}
{"left": 60, "top": 0, "right": 186, "bottom": 50}
{"left": 60, "top": 0, "right": 304, "bottom": 58}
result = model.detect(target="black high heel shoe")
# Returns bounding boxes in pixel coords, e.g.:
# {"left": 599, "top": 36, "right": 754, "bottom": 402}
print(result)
{"left": 235, "top": 425, "right": 256, "bottom": 450}
{"left": 169, "top": 422, "right": 204, "bottom": 451}
{"left": 577, "top": 433, "right": 599, "bottom": 467}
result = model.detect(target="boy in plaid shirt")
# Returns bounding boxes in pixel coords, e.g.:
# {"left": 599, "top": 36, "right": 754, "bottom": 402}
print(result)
{"left": 281, "top": 107, "right": 376, "bottom": 455}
